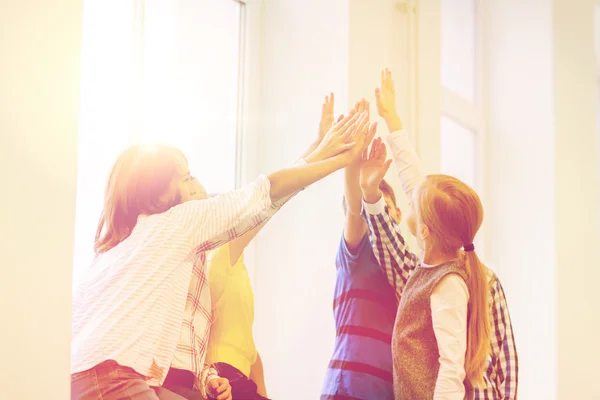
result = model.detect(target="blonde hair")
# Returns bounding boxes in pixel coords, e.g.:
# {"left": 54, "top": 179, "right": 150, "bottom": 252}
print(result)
{"left": 415, "top": 174, "right": 490, "bottom": 386}
{"left": 94, "top": 144, "right": 187, "bottom": 254}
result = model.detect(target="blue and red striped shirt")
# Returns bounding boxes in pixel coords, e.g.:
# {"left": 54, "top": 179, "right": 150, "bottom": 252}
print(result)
{"left": 321, "top": 234, "right": 398, "bottom": 400}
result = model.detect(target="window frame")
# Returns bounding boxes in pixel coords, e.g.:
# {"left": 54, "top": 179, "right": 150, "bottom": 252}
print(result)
{"left": 417, "top": 0, "right": 488, "bottom": 256}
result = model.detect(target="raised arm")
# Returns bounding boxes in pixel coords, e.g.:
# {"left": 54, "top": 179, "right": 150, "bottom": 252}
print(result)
{"left": 344, "top": 99, "right": 376, "bottom": 251}
{"left": 489, "top": 276, "right": 519, "bottom": 399}
{"left": 360, "top": 139, "right": 418, "bottom": 299}
{"left": 171, "top": 109, "right": 371, "bottom": 251}
{"left": 228, "top": 93, "right": 342, "bottom": 263}
{"left": 375, "top": 68, "right": 425, "bottom": 199}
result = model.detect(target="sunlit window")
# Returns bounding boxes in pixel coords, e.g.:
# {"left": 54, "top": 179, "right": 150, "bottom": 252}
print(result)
{"left": 73, "top": 0, "right": 244, "bottom": 289}
{"left": 441, "top": 0, "right": 476, "bottom": 102}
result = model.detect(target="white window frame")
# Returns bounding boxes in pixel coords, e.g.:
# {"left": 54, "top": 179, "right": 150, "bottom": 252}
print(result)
{"left": 416, "top": 0, "right": 487, "bottom": 256}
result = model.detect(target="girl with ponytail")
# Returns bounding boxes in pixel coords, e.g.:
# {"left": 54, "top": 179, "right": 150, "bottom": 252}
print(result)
{"left": 361, "top": 142, "right": 490, "bottom": 399}
{"left": 359, "top": 68, "right": 518, "bottom": 399}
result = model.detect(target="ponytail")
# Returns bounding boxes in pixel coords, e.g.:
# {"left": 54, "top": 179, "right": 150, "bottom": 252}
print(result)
{"left": 463, "top": 250, "right": 491, "bottom": 386}
{"left": 416, "top": 174, "right": 492, "bottom": 387}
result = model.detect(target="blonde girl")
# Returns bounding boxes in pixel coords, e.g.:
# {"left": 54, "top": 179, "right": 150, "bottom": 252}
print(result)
{"left": 360, "top": 140, "right": 490, "bottom": 399}
{"left": 70, "top": 109, "right": 374, "bottom": 400}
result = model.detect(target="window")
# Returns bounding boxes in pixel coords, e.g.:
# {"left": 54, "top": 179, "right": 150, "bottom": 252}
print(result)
{"left": 440, "top": 0, "right": 483, "bottom": 191}
{"left": 441, "top": 0, "right": 476, "bottom": 102}
{"left": 439, "top": 0, "right": 485, "bottom": 247}
{"left": 440, "top": 116, "right": 476, "bottom": 188}
{"left": 73, "top": 0, "right": 245, "bottom": 289}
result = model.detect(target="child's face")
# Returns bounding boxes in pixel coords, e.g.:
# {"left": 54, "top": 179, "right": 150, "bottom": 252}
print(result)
{"left": 189, "top": 177, "right": 207, "bottom": 200}
{"left": 164, "top": 154, "right": 207, "bottom": 204}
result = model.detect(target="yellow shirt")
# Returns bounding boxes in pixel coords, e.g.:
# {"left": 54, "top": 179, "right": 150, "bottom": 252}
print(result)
{"left": 205, "top": 243, "right": 257, "bottom": 377}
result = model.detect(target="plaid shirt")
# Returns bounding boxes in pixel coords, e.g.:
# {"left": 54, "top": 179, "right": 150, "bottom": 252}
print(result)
{"left": 364, "top": 203, "right": 518, "bottom": 399}
{"left": 172, "top": 162, "right": 306, "bottom": 394}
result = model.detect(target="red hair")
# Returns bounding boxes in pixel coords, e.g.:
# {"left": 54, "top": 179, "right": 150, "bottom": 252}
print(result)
{"left": 94, "top": 144, "right": 187, "bottom": 254}
{"left": 416, "top": 174, "right": 490, "bottom": 386}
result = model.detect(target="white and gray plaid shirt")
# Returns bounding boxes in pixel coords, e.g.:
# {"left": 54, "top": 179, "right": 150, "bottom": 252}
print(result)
{"left": 364, "top": 204, "right": 519, "bottom": 399}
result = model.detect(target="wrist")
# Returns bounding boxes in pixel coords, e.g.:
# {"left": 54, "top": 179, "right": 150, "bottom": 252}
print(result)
{"left": 304, "top": 151, "right": 322, "bottom": 164}
{"left": 385, "top": 114, "right": 403, "bottom": 132}
{"left": 362, "top": 187, "right": 382, "bottom": 204}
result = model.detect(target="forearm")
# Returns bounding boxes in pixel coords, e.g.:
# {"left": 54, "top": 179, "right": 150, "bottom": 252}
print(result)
{"left": 229, "top": 157, "right": 307, "bottom": 263}
{"left": 362, "top": 194, "right": 417, "bottom": 298}
{"left": 344, "top": 164, "right": 367, "bottom": 249}
{"left": 267, "top": 155, "right": 344, "bottom": 202}
{"left": 385, "top": 129, "right": 425, "bottom": 199}
{"left": 344, "top": 164, "right": 363, "bottom": 214}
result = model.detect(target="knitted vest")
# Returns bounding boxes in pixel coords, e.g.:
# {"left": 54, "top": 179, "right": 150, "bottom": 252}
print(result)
{"left": 392, "top": 262, "right": 471, "bottom": 400}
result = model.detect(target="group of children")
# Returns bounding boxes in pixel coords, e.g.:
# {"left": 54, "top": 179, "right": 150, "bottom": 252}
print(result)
{"left": 321, "top": 70, "right": 518, "bottom": 400}
{"left": 70, "top": 69, "right": 518, "bottom": 400}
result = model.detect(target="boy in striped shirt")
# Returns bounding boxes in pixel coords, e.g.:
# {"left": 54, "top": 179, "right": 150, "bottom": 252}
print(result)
{"left": 321, "top": 98, "right": 398, "bottom": 400}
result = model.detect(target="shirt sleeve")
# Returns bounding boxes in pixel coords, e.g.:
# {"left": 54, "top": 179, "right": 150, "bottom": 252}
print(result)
{"left": 335, "top": 232, "right": 370, "bottom": 272}
{"left": 430, "top": 273, "right": 469, "bottom": 400}
{"left": 385, "top": 130, "right": 426, "bottom": 199}
{"left": 165, "top": 175, "right": 272, "bottom": 251}
{"left": 192, "top": 159, "right": 308, "bottom": 253}
{"left": 363, "top": 195, "right": 419, "bottom": 299}
{"left": 489, "top": 276, "right": 519, "bottom": 399}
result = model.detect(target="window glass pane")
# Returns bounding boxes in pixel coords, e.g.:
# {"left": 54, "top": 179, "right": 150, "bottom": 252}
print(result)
{"left": 73, "top": 0, "right": 138, "bottom": 290}
{"left": 440, "top": 116, "right": 476, "bottom": 189}
{"left": 441, "top": 0, "right": 476, "bottom": 102}
{"left": 141, "top": 0, "right": 241, "bottom": 193}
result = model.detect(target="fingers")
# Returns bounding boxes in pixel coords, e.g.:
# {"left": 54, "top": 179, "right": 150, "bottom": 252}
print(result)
{"left": 216, "top": 383, "right": 232, "bottom": 400}
{"left": 384, "top": 68, "right": 395, "bottom": 94}
{"left": 368, "top": 137, "right": 379, "bottom": 160}
{"left": 382, "top": 158, "right": 393, "bottom": 175}
{"left": 337, "top": 114, "right": 345, "bottom": 123}
{"left": 365, "top": 122, "right": 378, "bottom": 146}
{"left": 339, "top": 111, "right": 366, "bottom": 139}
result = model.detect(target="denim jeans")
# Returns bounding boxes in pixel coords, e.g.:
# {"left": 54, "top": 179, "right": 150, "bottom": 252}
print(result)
{"left": 71, "top": 360, "right": 187, "bottom": 400}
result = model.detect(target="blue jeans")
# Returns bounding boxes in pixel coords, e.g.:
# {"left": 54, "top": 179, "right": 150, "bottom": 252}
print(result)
{"left": 71, "top": 360, "right": 187, "bottom": 400}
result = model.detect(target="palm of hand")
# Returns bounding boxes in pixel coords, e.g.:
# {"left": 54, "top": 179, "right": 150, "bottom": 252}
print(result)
{"left": 360, "top": 160, "right": 385, "bottom": 188}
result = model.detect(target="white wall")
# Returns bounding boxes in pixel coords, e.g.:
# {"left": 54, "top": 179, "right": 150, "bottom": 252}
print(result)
{"left": 0, "top": 1, "right": 82, "bottom": 399}
{"left": 554, "top": 0, "right": 600, "bottom": 397}
{"left": 484, "top": 0, "right": 557, "bottom": 398}
{"left": 485, "top": 0, "right": 600, "bottom": 398}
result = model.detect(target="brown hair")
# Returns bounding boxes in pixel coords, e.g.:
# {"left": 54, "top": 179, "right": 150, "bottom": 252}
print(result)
{"left": 415, "top": 174, "right": 490, "bottom": 386}
{"left": 94, "top": 144, "right": 187, "bottom": 254}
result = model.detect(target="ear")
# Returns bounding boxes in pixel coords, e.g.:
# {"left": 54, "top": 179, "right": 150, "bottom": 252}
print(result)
{"left": 420, "top": 224, "right": 431, "bottom": 241}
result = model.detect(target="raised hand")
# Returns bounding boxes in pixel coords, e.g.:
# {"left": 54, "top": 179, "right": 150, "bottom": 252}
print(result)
{"left": 339, "top": 114, "right": 378, "bottom": 167}
{"left": 318, "top": 93, "right": 335, "bottom": 140}
{"left": 310, "top": 110, "right": 363, "bottom": 161}
{"left": 360, "top": 137, "right": 393, "bottom": 194}
{"left": 375, "top": 68, "right": 403, "bottom": 132}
